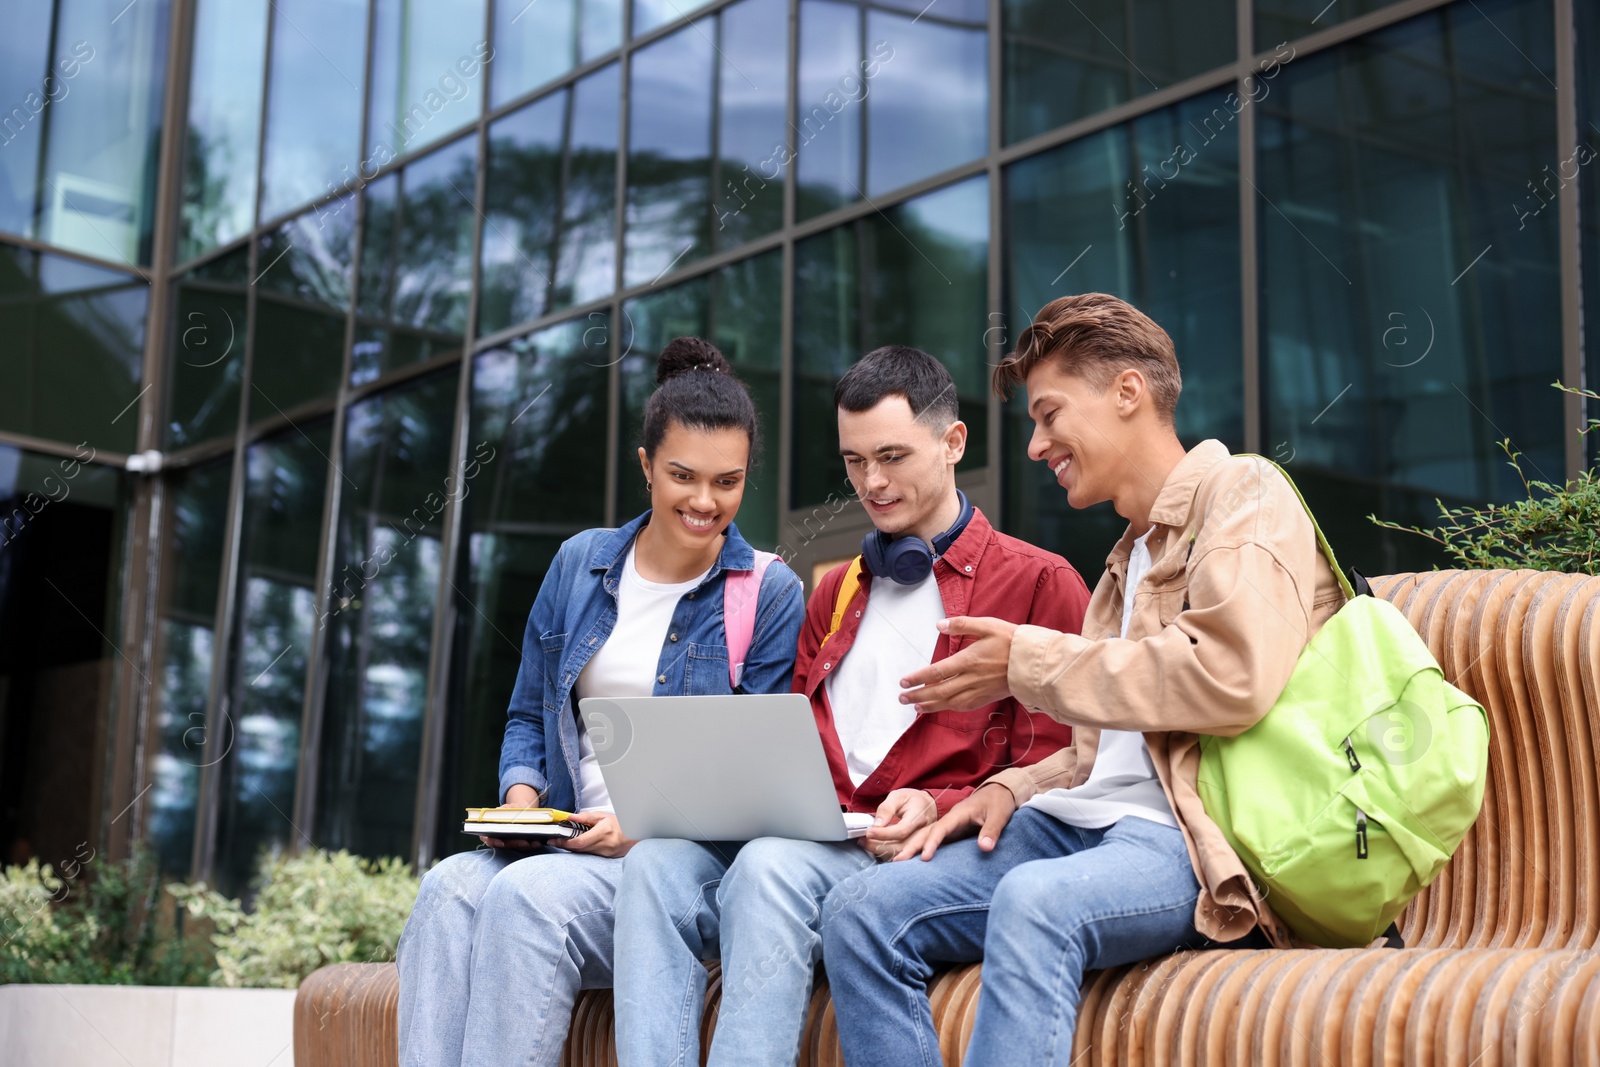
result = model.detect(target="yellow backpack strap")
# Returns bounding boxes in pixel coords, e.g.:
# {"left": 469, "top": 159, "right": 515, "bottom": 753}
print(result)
{"left": 824, "top": 556, "right": 865, "bottom": 646}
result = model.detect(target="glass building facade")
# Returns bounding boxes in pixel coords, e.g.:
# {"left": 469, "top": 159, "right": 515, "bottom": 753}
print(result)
{"left": 0, "top": 0, "right": 1593, "bottom": 890}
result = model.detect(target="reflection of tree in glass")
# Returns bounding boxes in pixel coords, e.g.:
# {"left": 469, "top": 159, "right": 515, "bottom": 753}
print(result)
{"left": 180, "top": 127, "right": 236, "bottom": 259}
{"left": 481, "top": 140, "right": 618, "bottom": 330}
{"left": 388, "top": 161, "right": 475, "bottom": 335}
{"left": 149, "top": 620, "right": 209, "bottom": 876}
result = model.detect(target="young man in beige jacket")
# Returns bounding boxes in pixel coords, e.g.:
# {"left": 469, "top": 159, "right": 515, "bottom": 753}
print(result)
{"left": 818, "top": 293, "right": 1347, "bottom": 1065}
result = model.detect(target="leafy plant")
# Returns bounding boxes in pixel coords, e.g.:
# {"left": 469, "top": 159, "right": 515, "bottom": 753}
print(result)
{"left": 0, "top": 851, "right": 215, "bottom": 985}
{"left": 1371, "top": 383, "right": 1600, "bottom": 574}
{"left": 171, "top": 849, "right": 419, "bottom": 989}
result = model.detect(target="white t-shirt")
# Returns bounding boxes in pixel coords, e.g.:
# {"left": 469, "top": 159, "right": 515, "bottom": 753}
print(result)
{"left": 824, "top": 570, "right": 944, "bottom": 786}
{"left": 1026, "top": 527, "right": 1178, "bottom": 830}
{"left": 572, "top": 545, "right": 711, "bottom": 812}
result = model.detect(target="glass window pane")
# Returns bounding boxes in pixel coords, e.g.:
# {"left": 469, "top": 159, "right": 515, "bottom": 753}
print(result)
{"left": 1258, "top": 0, "right": 1562, "bottom": 574}
{"left": 353, "top": 136, "right": 475, "bottom": 385}
{"left": 213, "top": 423, "right": 330, "bottom": 896}
{"left": 181, "top": 0, "right": 270, "bottom": 261}
{"left": 798, "top": 1, "right": 986, "bottom": 219}
{"left": 0, "top": 448, "right": 130, "bottom": 873}
{"left": 792, "top": 175, "right": 989, "bottom": 509}
{"left": 315, "top": 372, "right": 458, "bottom": 860}
{"left": 795, "top": 0, "right": 862, "bottom": 218}
{"left": 249, "top": 203, "right": 356, "bottom": 422}
{"left": 1004, "top": 91, "right": 1242, "bottom": 576}
{"left": 480, "top": 92, "right": 566, "bottom": 332}
{"left": 0, "top": 5, "right": 54, "bottom": 243}
{"left": 716, "top": 0, "right": 789, "bottom": 246}
{"left": 492, "top": 0, "right": 621, "bottom": 107}
{"left": 633, "top": 0, "right": 718, "bottom": 36}
{"left": 1003, "top": 0, "right": 1234, "bottom": 144}
{"left": 435, "top": 315, "right": 610, "bottom": 858}
{"left": 166, "top": 249, "right": 249, "bottom": 449}
{"left": 864, "top": 7, "right": 985, "bottom": 196}
{"left": 1257, "top": 0, "right": 1406, "bottom": 50}
{"left": 625, "top": 21, "right": 714, "bottom": 286}
{"left": 32, "top": 0, "right": 171, "bottom": 266}
{"left": 626, "top": 0, "right": 789, "bottom": 284}
{"left": 480, "top": 63, "right": 619, "bottom": 335}
{"left": 367, "top": 0, "right": 488, "bottom": 161}
{"left": 148, "top": 457, "right": 232, "bottom": 877}
{"left": 0, "top": 245, "right": 146, "bottom": 455}
{"left": 260, "top": 0, "right": 367, "bottom": 222}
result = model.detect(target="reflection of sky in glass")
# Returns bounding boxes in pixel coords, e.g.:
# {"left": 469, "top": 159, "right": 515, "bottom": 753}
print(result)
{"left": 182, "top": 0, "right": 269, "bottom": 260}
{"left": 796, "top": 2, "right": 986, "bottom": 211}
{"left": 260, "top": 0, "right": 367, "bottom": 221}
{"left": 632, "top": 0, "right": 717, "bottom": 36}
{"left": 796, "top": 0, "right": 861, "bottom": 215}
{"left": 492, "top": 0, "right": 622, "bottom": 106}
{"left": 626, "top": 23, "right": 713, "bottom": 286}
{"left": 0, "top": 4, "right": 53, "bottom": 240}
{"left": 560, "top": 65, "right": 621, "bottom": 306}
{"left": 480, "top": 92, "right": 566, "bottom": 332}
{"left": 866, "top": 9, "right": 986, "bottom": 196}
{"left": 367, "top": 0, "right": 488, "bottom": 160}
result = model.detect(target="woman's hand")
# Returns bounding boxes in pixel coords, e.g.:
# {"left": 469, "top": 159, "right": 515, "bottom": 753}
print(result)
{"left": 480, "top": 784, "right": 544, "bottom": 850}
{"left": 862, "top": 789, "right": 940, "bottom": 862}
{"left": 550, "top": 811, "right": 635, "bottom": 858}
{"left": 918, "top": 782, "right": 1018, "bottom": 860}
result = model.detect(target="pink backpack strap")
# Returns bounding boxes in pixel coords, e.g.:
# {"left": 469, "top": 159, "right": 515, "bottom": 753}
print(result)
{"left": 724, "top": 550, "right": 778, "bottom": 689}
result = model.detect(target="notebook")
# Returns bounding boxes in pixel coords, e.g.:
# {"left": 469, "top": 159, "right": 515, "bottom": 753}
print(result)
{"left": 462, "top": 806, "right": 579, "bottom": 840}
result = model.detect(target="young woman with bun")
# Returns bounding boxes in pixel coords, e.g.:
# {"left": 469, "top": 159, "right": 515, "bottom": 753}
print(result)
{"left": 397, "top": 337, "right": 804, "bottom": 1067}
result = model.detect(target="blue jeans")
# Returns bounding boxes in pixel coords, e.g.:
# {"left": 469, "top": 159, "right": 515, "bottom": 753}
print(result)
{"left": 820, "top": 810, "right": 1208, "bottom": 1067}
{"left": 396, "top": 846, "right": 622, "bottom": 1067}
{"left": 613, "top": 837, "right": 877, "bottom": 1067}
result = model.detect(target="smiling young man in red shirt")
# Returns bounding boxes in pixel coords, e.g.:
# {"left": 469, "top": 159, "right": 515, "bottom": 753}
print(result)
{"left": 611, "top": 345, "right": 1090, "bottom": 1067}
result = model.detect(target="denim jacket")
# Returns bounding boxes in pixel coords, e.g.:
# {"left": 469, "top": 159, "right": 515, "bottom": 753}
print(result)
{"left": 498, "top": 510, "right": 805, "bottom": 808}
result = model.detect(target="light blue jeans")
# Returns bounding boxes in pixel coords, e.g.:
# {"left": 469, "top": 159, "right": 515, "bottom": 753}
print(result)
{"left": 821, "top": 810, "right": 1214, "bottom": 1067}
{"left": 396, "top": 846, "right": 622, "bottom": 1067}
{"left": 612, "top": 837, "right": 877, "bottom": 1067}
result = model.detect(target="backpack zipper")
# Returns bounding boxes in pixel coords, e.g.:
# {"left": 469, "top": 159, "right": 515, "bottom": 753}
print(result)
{"left": 1356, "top": 808, "right": 1369, "bottom": 859}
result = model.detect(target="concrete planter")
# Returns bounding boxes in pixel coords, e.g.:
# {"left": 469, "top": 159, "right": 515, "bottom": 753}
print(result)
{"left": 0, "top": 983, "right": 295, "bottom": 1067}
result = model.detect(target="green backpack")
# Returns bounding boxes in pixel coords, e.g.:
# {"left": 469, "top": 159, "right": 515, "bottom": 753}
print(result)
{"left": 1193, "top": 460, "right": 1490, "bottom": 948}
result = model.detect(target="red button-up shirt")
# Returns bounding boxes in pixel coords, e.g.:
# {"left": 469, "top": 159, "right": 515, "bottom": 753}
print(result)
{"left": 794, "top": 506, "right": 1091, "bottom": 816}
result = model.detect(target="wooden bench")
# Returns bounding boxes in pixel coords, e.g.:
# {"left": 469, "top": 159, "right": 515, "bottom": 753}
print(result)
{"left": 294, "top": 569, "right": 1600, "bottom": 1065}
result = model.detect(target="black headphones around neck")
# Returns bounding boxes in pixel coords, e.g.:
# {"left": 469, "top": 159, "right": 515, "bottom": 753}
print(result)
{"left": 860, "top": 491, "right": 974, "bottom": 585}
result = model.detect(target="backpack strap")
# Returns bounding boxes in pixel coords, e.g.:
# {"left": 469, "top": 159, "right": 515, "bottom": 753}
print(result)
{"left": 823, "top": 556, "right": 865, "bottom": 649}
{"left": 1237, "top": 454, "right": 1357, "bottom": 601}
{"left": 724, "top": 550, "right": 779, "bottom": 690}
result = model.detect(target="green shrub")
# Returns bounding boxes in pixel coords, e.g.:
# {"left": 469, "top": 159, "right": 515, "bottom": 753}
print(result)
{"left": 0, "top": 851, "right": 215, "bottom": 985}
{"left": 171, "top": 849, "right": 420, "bottom": 989}
{"left": 1371, "top": 383, "right": 1600, "bottom": 574}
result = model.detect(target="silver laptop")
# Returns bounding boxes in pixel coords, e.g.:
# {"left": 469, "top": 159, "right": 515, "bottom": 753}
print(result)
{"left": 577, "top": 693, "right": 873, "bottom": 841}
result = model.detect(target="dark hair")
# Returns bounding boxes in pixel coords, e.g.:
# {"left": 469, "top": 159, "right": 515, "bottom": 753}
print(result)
{"left": 833, "top": 345, "right": 959, "bottom": 428}
{"left": 641, "top": 336, "right": 761, "bottom": 462}
{"left": 992, "top": 293, "right": 1182, "bottom": 424}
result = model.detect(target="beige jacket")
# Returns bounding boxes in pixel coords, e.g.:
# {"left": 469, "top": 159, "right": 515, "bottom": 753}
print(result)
{"left": 988, "top": 440, "right": 1346, "bottom": 946}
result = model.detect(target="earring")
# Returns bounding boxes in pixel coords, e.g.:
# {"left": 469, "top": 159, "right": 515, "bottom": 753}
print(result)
{"left": 646, "top": 480, "right": 653, "bottom": 493}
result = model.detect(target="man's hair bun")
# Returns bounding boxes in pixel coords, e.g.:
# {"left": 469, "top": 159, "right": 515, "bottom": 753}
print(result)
{"left": 656, "top": 336, "right": 734, "bottom": 385}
